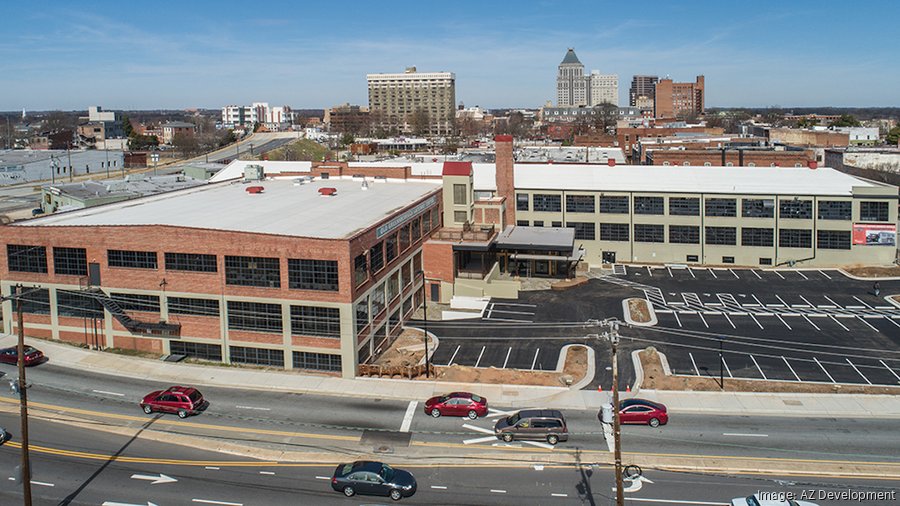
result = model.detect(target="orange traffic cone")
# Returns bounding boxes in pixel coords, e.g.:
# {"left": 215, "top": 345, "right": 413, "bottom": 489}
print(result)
{"left": 626, "top": 385, "right": 631, "bottom": 393}
{"left": 597, "top": 384, "right": 603, "bottom": 392}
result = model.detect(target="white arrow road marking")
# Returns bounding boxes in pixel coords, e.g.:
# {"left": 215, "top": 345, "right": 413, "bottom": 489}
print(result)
{"left": 130, "top": 473, "right": 177, "bottom": 485}
{"left": 400, "top": 401, "right": 418, "bottom": 432}
{"left": 193, "top": 500, "right": 243, "bottom": 506}
{"left": 615, "top": 475, "right": 654, "bottom": 493}
{"left": 102, "top": 502, "right": 158, "bottom": 506}
{"left": 463, "top": 435, "right": 497, "bottom": 445}
{"left": 462, "top": 423, "right": 495, "bottom": 434}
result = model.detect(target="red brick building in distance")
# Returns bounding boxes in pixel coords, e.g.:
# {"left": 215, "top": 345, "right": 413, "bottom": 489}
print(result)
{"left": 654, "top": 76, "right": 705, "bottom": 119}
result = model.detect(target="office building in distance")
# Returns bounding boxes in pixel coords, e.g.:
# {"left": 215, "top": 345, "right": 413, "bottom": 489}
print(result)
{"left": 557, "top": 48, "right": 618, "bottom": 107}
{"left": 367, "top": 67, "right": 456, "bottom": 136}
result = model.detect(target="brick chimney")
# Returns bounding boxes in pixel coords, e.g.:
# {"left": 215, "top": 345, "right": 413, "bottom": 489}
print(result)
{"left": 494, "top": 135, "right": 515, "bottom": 224}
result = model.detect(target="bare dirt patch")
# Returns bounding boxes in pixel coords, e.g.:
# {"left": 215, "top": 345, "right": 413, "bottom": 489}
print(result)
{"left": 372, "top": 329, "right": 433, "bottom": 368}
{"left": 551, "top": 276, "right": 589, "bottom": 291}
{"left": 431, "top": 346, "right": 589, "bottom": 387}
{"left": 627, "top": 298, "right": 652, "bottom": 324}
{"left": 843, "top": 265, "right": 900, "bottom": 278}
{"left": 639, "top": 347, "right": 900, "bottom": 394}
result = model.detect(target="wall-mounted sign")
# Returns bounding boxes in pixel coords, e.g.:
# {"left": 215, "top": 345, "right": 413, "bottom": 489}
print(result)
{"left": 376, "top": 195, "right": 438, "bottom": 239}
{"left": 852, "top": 223, "right": 896, "bottom": 246}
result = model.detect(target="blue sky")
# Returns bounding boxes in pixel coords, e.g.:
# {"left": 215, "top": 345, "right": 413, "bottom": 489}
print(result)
{"left": 2, "top": 0, "right": 898, "bottom": 110}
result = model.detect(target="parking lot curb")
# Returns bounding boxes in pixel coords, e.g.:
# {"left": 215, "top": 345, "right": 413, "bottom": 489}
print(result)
{"left": 630, "top": 350, "right": 644, "bottom": 394}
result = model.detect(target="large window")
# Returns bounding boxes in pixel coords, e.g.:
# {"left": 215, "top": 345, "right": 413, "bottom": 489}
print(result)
{"left": 293, "top": 351, "right": 341, "bottom": 372}
{"left": 370, "top": 242, "right": 384, "bottom": 273}
{"left": 56, "top": 289, "right": 103, "bottom": 318}
{"left": 634, "top": 224, "right": 665, "bottom": 243}
{"left": 371, "top": 283, "right": 386, "bottom": 316}
{"left": 452, "top": 184, "right": 467, "bottom": 205}
{"left": 779, "top": 229, "right": 812, "bottom": 248}
{"left": 599, "top": 223, "right": 629, "bottom": 241}
{"left": 705, "top": 198, "right": 737, "bottom": 217}
{"left": 399, "top": 224, "right": 411, "bottom": 252}
{"left": 227, "top": 301, "right": 282, "bottom": 333}
{"left": 411, "top": 217, "right": 421, "bottom": 241}
{"left": 108, "top": 250, "right": 157, "bottom": 269}
{"left": 354, "top": 253, "right": 368, "bottom": 286}
{"left": 168, "top": 297, "right": 219, "bottom": 317}
{"left": 599, "top": 196, "right": 629, "bottom": 214}
{"left": 110, "top": 293, "right": 160, "bottom": 312}
{"left": 860, "top": 201, "right": 889, "bottom": 222}
{"left": 706, "top": 226, "right": 737, "bottom": 245}
{"left": 565, "top": 195, "right": 595, "bottom": 213}
{"left": 355, "top": 297, "right": 369, "bottom": 333}
{"left": 532, "top": 194, "right": 562, "bottom": 212}
{"left": 20, "top": 288, "right": 50, "bottom": 314}
{"left": 669, "top": 225, "right": 700, "bottom": 244}
{"left": 53, "top": 247, "right": 87, "bottom": 276}
{"left": 567, "top": 222, "right": 595, "bottom": 240}
{"left": 225, "top": 256, "right": 281, "bottom": 288}
{"left": 742, "top": 227, "right": 774, "bottom": 247}
{"left": 385, "top": 233, "right": 398, "bottom": 263}
{"left": 669, "top": 197, "right": 700, "bottom": 216}
{"left": 423, "top": 210, "right": 432, "bottom": 232}
{"left": 818, "top": 201, "right": 852, "bottom": 221}
{"left": 230, "top": 346, "right": 284, "bottom": 367}
{"left": 165, "top": 252, "right": 217, "bottom": 272}
{"left": 742, "top": 199, "right": 775, "bottom": 218}
{"left": 7, "top": 245, "right": 48, "bottom": 273}
{"left": 634, "top": 196, "right": 664, "bottom": 215}
{"left": 431, "top": 207, "right": 440, "bottom": 230}
{"left": 291, "top": 305, "right": 341, "bottom": 338}
{"left": 817, "top": 230, "right": 851, "bottom": 250}
{"left": 779, "top": 199, "right": 813, "bottom": 219}
{"left": 288, "top": 259, "right": 338, "bottom": 291}
{"left": 516, "top": 193, "right": 529, "bottom": 211}
{"left": 170, "top": 341, "right": 222, "bottom": 362}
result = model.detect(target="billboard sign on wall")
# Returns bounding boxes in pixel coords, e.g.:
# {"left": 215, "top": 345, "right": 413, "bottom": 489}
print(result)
{"left": 852, "top": 223, "right": 897, "bottom": 246}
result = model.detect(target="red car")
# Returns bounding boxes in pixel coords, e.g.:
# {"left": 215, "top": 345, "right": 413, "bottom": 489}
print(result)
{"left": 616, "top": 398, "right": 668, "bottom": 427}
{"left": 140, "top": 386, "right": 208, "bottom": 418}
{"left": 0, "top": 346, "right": 45, "bottom": 366}
{"left": 424, "top": 392, "right": 488, "bottom": 419}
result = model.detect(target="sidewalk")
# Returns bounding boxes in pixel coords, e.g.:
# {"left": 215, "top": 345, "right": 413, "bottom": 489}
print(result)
{"left": 4, "top": 334, "right": 900, "bottom": 418}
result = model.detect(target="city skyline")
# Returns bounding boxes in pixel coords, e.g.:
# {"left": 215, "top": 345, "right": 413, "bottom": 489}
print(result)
{"left": 2, "top": 0, "right": 899, "bottom": 110}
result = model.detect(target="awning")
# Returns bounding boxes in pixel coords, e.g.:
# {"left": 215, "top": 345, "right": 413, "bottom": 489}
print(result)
{"left": 510, "top": 247, "right": 584, "bottom": 263}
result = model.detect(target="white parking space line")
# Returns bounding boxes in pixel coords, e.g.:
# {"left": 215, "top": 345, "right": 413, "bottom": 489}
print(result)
{"left": 882, "top": 316, "right": 900, "bottom": 328}
{"left": 852, "top": 296, "right": 874, "bottom": 309}
{"left": 775, "top": 294, "right": 791, "bottom": 306}
{"left": 474, "top": 346, "right": 486, "bottom": 368}
{"left": 672, "top": 311, "right": 682, "bottom": 327}
{"left": 748, "top": 313, "right": 764, "bottom": 329}
{"left": 502, "top": 347, "right": 512, "bottom": 368}
{"left": 846, "top": 359, "right": 872, "bottom": 385}
{"left": 723, "top": 433, "right": 768, "bottom": 437}
{"left": 530, "top": 348, "right": 541, "bottom": 370}
{"left": 486, "top": 304, "right": 493, "bottom": 319}
{"left": 783, "top": 357, "right": 801, "bottom": 381}
{"left": 667, "top": 267, "right": 673, "bottom": 277}
{"left": 688, "top": 268, "right": 696, "bottom": 278}
{"left": 708, "top": 268, "right": 718, "bottom": 279}
{"left": 775, "top": 314, "right": 792, "bottom": 330}
{"left": 880, "top": 360, "right": 900, "bottom": 383}
{"left": 722, "top": 356, "right": 733, "bottom": 378}
{"left": 487, "top": 408, "right": 517, "bottom": 418}
{"left": 646, "top": 266, "right": 653, "bottom": 276}
{"left": 823, "top": 295, "right": 844, "bottom": 308}
{"left": 463, "top": 435, "right": 498, "bottom": 445}
{"left": 30, "top": 481, "right": 54, "bottom": 487}
{"left": 857, "top": 316, "right": 880, "bottom": 332}
{"left": 750, "top": 355, "right": 767, "bottom": 380}
{"left": 697, "top": 312, "right": 709, "bottom": 328}
{"left": 689, "top": 353, "right": 700, "bottom": 376}
{"left": 729, "top": 269, "right": 739, "bottom": 278}
{"left": 490, "top": 308, "right": 536, "bottom": 315}
{"left": 446, "top": 345, "right": 460, "bottom": 366}
{"left": 722, "top": 313, "right": 736, "bottom": 329}
{"left": 431, "top": 485, "right": 448, "bottom": 490}
{"left": 523, "top": 440, "right": 556, "bottom": 450}
{"left": 193, "top": 500, "right": 243, "bottom": 506}
{"left": 751, "top": 294, "right": 765, "bottom": 306}
{"left": 796, "top": 270, "right": 808, "bottom": 280}
{"left": 92, "top": 390, "right": 125, "bottom": 397}
{"left": 815, "top": 357, "right": 837, "bottom": 383}
{"left": 829, "top": 315, "right": 850, "bottom": 331}
{"left": 463, "top": 423, "right": 495, "bottom": 434}
{"left": 751, "top": 269, "right": 762, "bottom": 279}
{"left": 485, "top": 317, "right": 532, "bottom": 323}
{"left": 802, "top": 315, "right": 820, "bottom": 331}
{"left": 774, "top": 270, "right": 785, "bottom": 279}
{"left": 818, "top": 270, "right": 832, "bottom": 279}
{"left": 400, "top": 401, "right": 418, "bottom": 432}
{"left": 798, "top": 295, "right": 817, "bottom": 307}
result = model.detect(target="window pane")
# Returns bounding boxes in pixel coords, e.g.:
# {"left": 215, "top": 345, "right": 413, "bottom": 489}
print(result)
{"left": 779, "top": 229, "right": 812, "bottom": 248}
{"left": 230, "top": 345, "right": 284, "bottom": 367}
{"left": 108, "top": 250, "right": 158, "bottom": 269}
{"left": 634, "top": 224, "right": 665, "bottom": 243}
{"left": 566, "top": 222, "right": 595, "bottom": 240}
{"left": 7, "top": 245, "right": 48, "bottom": 273}
{"left": 599, "top": 223, "right": 629, "bottom": 241}
{"left": 532, "top": 194, "right": 562, "bottom": 212}
{"left": 634, "top": 196, "right": 664, "bottom": 215}
{"left": 741, "top": 227, "right": 774, "bottom": 247}
{"left": 288, "top": 259, "right": 338, "bottom": 291}
{"left": 705, "top": 226, "right": 737, "bottom": 245}
{"left": 53, "top": 247, "right": 87, "bottom": 276}
{"left": 227, "top": 301, "right": 282, "bottom": 333}
{"left": 741, "top": 199, "right": 775, "bottom": 218}
{"left": 170, "top": 341, "right": 222, "bottom": 361}
{"left": 860, "top": 201, "right": 889, "bottom": 222}
{"left": 599, "top": 196, "right": 629, "bottom": 214}
{"left": 565, "top": 195, "right": 594, "bottom": 213}
{"left": 168, "top": 297, "right": 220, "bottom": 316}
{"left": 165, "top": 252, "right": 218, "bottom": 272}
{"left": 669, "top": 197, "right": 700, "bottom": 216}
{"left": 224, "top": 256, "right": 281, "bottom": 288}
{"left": 291, "top": 305, "right": 341, "bottom": 338}
{"left": 705, "top": 198, "right": 736, "bottom": 217}
{"left": 669, "top": 225, "right": 700, "bottom": 244}
{"left": 779, "top": 199, "right": 813, "bottom": 219}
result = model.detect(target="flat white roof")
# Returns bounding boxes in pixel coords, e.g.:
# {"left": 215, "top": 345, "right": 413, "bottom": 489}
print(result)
{"left": 208, "top": 160, "right": 313, "bottom": 183}
{"left": 19, "top": 177, "right": 441, "bottom": 239}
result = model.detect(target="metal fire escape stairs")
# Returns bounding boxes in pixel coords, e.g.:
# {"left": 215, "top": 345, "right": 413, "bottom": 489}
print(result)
{"left": 86, "top": 288, "right": 181, "bottom": 337}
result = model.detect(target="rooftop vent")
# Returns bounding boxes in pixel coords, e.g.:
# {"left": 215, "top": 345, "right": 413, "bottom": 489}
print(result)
{"left": 246, "top": 186, "right": 265, "bottom": 194}
{"left": 361, "top": 180, "right": 369, "bottom": 191}
{"left": 608, "top": 158, "right": 616, "bottom": 167}
{"left": 319, "top": 187, "right": 337, "bottom": 196}
{"left": 808, "top": 161, "right": 818, "bottom": 170}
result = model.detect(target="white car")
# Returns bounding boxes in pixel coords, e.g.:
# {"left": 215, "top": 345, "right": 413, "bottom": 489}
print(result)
{"left": 731, "top": 494, "right": 818, "bottom": 506}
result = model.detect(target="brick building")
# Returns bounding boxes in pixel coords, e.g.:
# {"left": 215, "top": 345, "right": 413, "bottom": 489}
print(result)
{"left": 616, "top": 126, "right": 725, "bottom": 157}
{"left": 654, "top": 76, "right": 704, "bottom": 119}
{"left": 2, "top": 169, "right": 442, "bottom": 378}
{"left": 645, "top": 148, "right": 815, "bottom": 167}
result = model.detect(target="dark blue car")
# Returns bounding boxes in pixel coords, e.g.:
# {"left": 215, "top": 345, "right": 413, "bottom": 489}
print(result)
{"left": 331, "top": 461, "right": 416, "bottom": 501}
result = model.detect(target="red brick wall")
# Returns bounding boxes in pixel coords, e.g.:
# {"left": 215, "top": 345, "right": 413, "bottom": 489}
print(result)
{"left": 422, "top": 240, "right": 454, "bottom": 284}
{"left": 113, "top": 335, "right": 163, "bottom": 352}
{"left": 647, "top": 149, "right": 815, "bottom": 167}
{"left": 494, "top": 135, "right": 515, "bottom": 224}
{"left": 168, "top": 315, "right": 221, "bottom": 339}
{"left": 227, "top": 330, "right": 283, "bottom": 345}
{"left": 290, "top": 336, "right": 341, "bottom": 349}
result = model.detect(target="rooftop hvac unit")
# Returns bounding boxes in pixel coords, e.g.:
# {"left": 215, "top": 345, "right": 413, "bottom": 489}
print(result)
{"left": 244, "top": 165, "right": 265, "bottom": 181}
{"left": 319, "top": 187, "right": 337, "bottom": 196}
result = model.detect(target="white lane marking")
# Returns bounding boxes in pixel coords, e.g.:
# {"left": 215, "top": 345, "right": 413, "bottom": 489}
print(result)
{"left": 491, "top": 489, "right": 507, "bottom": 494}
{"left": 92, "top": 390, "right": 125, "bottom": 397}
{"left": 748, "top": 313, "right": 764, "bottom": 329}
{"left": 672, "top": 311, "right": 682, "bottom": 327}
{"left": 431, "top": 485, "right": 448, "bottom": 489}
{"left": 463, "top": 423, "right": 495, "bottom": 435}
{"left": 750, "top": 355, "right": 767, "bottom": 380}
{"left": 829, "top": 315, "right": 850, "bottom": 331}
{"left": 400, "top": 401, "right": 418, "bottom": 432}
{"left": 534, "top": 465, "right": 544, "bottom": 471}
{"left": 857, "top": 316, "right": 880, "bottom": 332}
{"left": 774, "top": 270, "right": 785, "bottom": 279}
{"left": 775, "top": 314, "right": 792, "bottom": 330}
{"left": 880, "top": 360, "right": 900, "bottom": 383}
{"left": 783, "top": 357, "right": 801, "bottom": 382}
{"left": 818, "top": 270, "right": 832, "bottom": 279}
{"left": 846, "top": 359, "right": 872, "bottom": 385}
{"left": 530, "top": 348, "right": 541, "bottom": 370}
{"left": 205, "top": 467, "right": 220, "bottom": 470}
{"left": 523, "top": 440, "right": 556, "bottom": 450}
{"left": 853, "top": 296, "right": 875, "bottom": 309}
{"left": 446, "top": 345, "right": 460, "bottom": 366}
{"left": 723, "top": 433, "right": 768, "bottom": 437}
{"left": 31, "top": 481, "right": 54, "bottom": 487}
{"left": 796, "top": 270, "right": 808, "bottom": 280}
{"left": 502, "top": 347, "right": 512, "bottom": 368}
{"left": 193, "top": 500, "right": 243, "bottom": 506}
{"left": 802, "top": 315, "right": 820, "bottom": 331}
{"left": 815, "top": 357, "right": 836, "bottom": 383}
{"left": 689, "top": 353, "right": 700, "bottom": 376}
{"left": 235, "top": 405, "right": 271, "bottom": 411}
{"left": 722, "top": 313, "right": 736, "bottom": 329}
{"left": 625, "top": 499, "right": 728, "bottom": 505}
{"left": 751, "top": 269, "right": 762, "bottom": 279}
{"left": 552, "top": 493, "right": 569, "bottom": 497}
{"left": 487, "top": 408, "right": 517, "bottom": 418}
{"left": 259, "top": 471, "right": 275, "bottom": 475}
{"left": 315, "top": 476, "right": 331, "bottom": 480}
{"left": 103, "top": 502, "right": 158, "bottom": 506}
{"left": 474, "top": 346, "right": 486, "bottom": 368}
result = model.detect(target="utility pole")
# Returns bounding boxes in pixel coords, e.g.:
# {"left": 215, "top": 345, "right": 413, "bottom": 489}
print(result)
{"left": 67, "top": 144, "right": 73, "bottom": 182}
{"left": 417, "top": 270, "right": 430, "bottom": 378}
{"left": 609, "top": 320, "right": 624, "bottom": 506}
{"left": 15, "top": 285, "right": 33, "bottom": 506}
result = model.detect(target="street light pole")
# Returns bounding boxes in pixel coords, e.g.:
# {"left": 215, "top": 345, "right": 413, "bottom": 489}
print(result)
{"left": 416, "top": 270, "right": 430, "bottom": 378}
{"left": 15, "top": 285, "right": 33, "bottom": 506}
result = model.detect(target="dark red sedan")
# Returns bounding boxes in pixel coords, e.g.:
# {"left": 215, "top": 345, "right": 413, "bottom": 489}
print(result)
{"left": 424, "top": 392, "right": 488, "bottom": 419}
{"left": 0, "top": 346, "right": 45, "bottom": 366}
{"left": 140, "top": 386, "right": 208, "bottom": 418}
{"left": 617, "top": 398, "right": 668, "bottom": 427}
